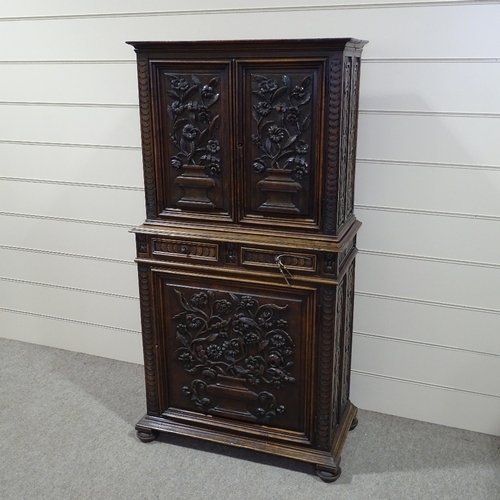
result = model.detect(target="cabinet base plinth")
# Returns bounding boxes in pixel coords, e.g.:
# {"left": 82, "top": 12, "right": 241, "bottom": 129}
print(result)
{"left": 135, "top": 401, "right": 357, "bottom": 482}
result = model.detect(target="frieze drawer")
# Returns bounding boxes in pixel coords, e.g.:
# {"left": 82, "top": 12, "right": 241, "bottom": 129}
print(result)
{"left": 240, "top": 247, "right": 317, "bottom": 273}
{"left": 152, "top": 238, "right": 219, "bottom": 261}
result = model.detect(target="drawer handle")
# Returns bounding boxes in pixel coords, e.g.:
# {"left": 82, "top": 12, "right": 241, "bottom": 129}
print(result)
{"left": 275, "top": 255, "right": 293, "bottom": 286}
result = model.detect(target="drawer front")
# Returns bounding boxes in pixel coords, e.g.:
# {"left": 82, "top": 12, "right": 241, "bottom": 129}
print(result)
{"left": 152, "top": 238, "right": 219, "bottom": 261}
{"left": 241, "top": 247, "right": 317, "bottom": 273}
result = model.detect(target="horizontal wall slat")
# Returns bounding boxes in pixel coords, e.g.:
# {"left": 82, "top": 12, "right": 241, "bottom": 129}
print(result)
{"left": 0, "top": 63, "right": 139, "bottom": 105}
{"left": 356, "top": 252, "right": 500, "bottom": 310}
{"left": 0, "top": 180, "right": 145, "bottom": 226}
{"left": 359, "top": 61, "right": 500, "bottom": 114}
{"left": 355, "top": 161, "right": 500, "bottom": 216}
{"left": 0, "top": 214, "right": 137, "bottom": 261}
{"left": 357, "top": 114, "right": 500, "bottom": 165}
{"left": 355, "top": 208, "right": 500, "bottom": 264}
{"left": 0, "top": 143, "right": 144, "bottom": 186}
{"left": 0, "top": 6, "right": 498, "bottom": 61}
{"left": 0, "top": 1, "right": 494, "bottom": 19}
{"left": 354, "top": 293, "right": 500, "bottom": 354}
{"left": 0, "top": 279, "right": 141, "bottom": 332}
{"left": 0, "top": 247, "right": 138, "bottom": 297}
{"left": 351, "top": 371, "right": 500, "bottom": 435}
{"left": 0, "top": 105, "right": 141, "bottom": 147}
{"left": 352, "top": 334, "right": 500, "bottom": 397}
{"left": 0, "top": 310, "right": 143, "bottom": 364}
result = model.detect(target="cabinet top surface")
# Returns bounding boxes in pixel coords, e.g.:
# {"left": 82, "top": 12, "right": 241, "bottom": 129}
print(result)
{"left": 126, "top": 38, "right": 368, "bottom": 53}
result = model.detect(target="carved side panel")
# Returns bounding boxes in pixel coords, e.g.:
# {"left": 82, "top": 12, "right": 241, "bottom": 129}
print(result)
{"left": 323, "top": 59, "right": 343, "bottom": 234}
{"left": 345, "top": 58, "right": 360, "bottom": 219}
{"left": 137, "top": 265, "right": 160, "bottom": 415}
{"left": 340, "top": 262, "right": 355, "bottom": 410}
{"left": 337, "top": 57, "right": 352, "bottom": 228}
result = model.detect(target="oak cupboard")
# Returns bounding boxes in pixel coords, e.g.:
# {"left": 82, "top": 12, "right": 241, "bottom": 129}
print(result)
{"left": 128, "top": 38, "right": 367, "bottom": 482}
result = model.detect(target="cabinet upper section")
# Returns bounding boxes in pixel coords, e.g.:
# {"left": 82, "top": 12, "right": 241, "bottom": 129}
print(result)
{"left": 128, "top": 38, "right": 367, "bottom": 236}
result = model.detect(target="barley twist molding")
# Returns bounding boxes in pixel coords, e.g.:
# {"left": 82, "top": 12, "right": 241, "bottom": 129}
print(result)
{"left": 138, "top": 265, "right": 159, "bottom": 415}
{"left": 137, "top": 58, "right": 157, "bottom": 219}
{"left": 333, "top": 278, "right": 345, "bottom": 433}
{"left": 316, "top": 286, "right": 336, "bottom": 450}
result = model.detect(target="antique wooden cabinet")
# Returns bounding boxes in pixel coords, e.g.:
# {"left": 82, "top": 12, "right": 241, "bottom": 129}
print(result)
{"left": 128, "top": 38, "right": 367, "bottom": 482}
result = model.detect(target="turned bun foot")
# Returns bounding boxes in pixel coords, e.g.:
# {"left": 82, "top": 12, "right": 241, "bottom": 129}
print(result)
{"left": 315, "top": 464, "right": 342, "bottom": 483}
{"left": 349, "top": 416, "right": 359, "bottom": 431}
{"left": 136, "top": 429, "right": 159, "bottom": 443}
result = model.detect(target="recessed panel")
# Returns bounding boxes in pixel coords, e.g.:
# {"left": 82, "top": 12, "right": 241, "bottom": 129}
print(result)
{"left": 238, "top": 59, "right": 326, "bottom": 227}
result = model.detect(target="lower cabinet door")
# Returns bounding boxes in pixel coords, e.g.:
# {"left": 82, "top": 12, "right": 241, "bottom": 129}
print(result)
{"left": 152, "top": 268, "right": 318, "bottom": 444}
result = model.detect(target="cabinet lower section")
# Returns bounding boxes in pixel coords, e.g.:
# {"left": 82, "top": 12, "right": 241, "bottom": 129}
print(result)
{"left": 135, "top": 237, "right": 358, "bottom": 482}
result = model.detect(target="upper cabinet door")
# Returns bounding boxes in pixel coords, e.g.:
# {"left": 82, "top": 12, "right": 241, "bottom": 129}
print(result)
{"left": 237, "top": 59, "right": 326, "bottom": 230}
{"left": 149, "top": 60, "right": 235, "bottom": 223}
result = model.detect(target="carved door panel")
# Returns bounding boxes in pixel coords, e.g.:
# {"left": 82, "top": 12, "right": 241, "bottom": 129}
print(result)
{"left": 151, "top": 60, "right": 234, "bottom": 221}
{"left": 237, "top": 59, "right": 326, "bottom": 228}
{"left": 154, "top": 269, "right": 316, "bottom": 438}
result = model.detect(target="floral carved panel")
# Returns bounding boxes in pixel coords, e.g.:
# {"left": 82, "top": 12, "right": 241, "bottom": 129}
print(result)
{"left": 240, "top": 62, "right": 324, "bottom": 222}
{"left": 161, "top": 279, "right": 313, "bottom": 432}
{"left": 156, "top": 63, "right": 232, "bottom": 216}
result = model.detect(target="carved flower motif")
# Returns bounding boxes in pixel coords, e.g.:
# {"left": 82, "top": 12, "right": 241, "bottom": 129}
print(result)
{"left": 191, "top": 292, "right": 209, "bottom": 308}
{"left": 268, "top": 125, "right": 286, "bottom": 143}
{"left": 171, "top": 156, "right": 183, "bottom": 169}
{"left": 243, "top": 332, "right": 260, "bottom": 346}
{"left": 270, "top": 334, "right": 286, "bottom": 348}
{"left": 257, "top": 311, "right": 274, "bottom": 328}
{"left": 171, "top": 101, "right": 184, "bottom": 115}
{"left": 182, "top": 124, "right": 199, "bottom": 141}
{"left": 205, "top": 164, "right": 218, "bottom": 176}
{"left": 197, "top": 105, "right": 212, "bottom": 123}
{"left": 206, "top": 344, "right": 225, "bottom": 361}
{"left": 240, "top": 296, "right": 257, "bottom": 310}
{"left": 178, "top": 351, "right": 196, "bottom": 369}
{"left": 291, "top": 85, "right": 306, "bottom": 98}
{"left": 285, "top": 106, "right": 300, "bottom": 124}
{"left": 245, "top": 356, "right": 263, "bottom": 375}
{"left": 206, "top": 140, "right": 221, "bottom": 153}
{"left": 214, "top": 299, "right": 232, "bottom": 315}
{"left": 256, "top": 101, "right": 272, "bottom": 116}
{"left": 201, "top": 84, "right": 215, "bottom": 98}
{"left": 295, "top": 140, "right": 308, "bottom": 154}
{"left": 171, "top": 78, "right": 190, "bottom": 91}
{"left": 259, "top": 78, "right": 278, "bottom": 93}
{"left": 253, "top": 159, "right": 266, "bottom": 174}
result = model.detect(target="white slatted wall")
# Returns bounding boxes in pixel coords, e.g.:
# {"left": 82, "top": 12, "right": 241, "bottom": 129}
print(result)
{"left": 1, "top": 0, "right": 499, "bottom": 435}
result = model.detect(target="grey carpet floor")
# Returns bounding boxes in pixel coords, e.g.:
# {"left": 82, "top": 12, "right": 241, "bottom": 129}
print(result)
{"left": 1, "top": 337, "right": 499, "bottom": 500}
